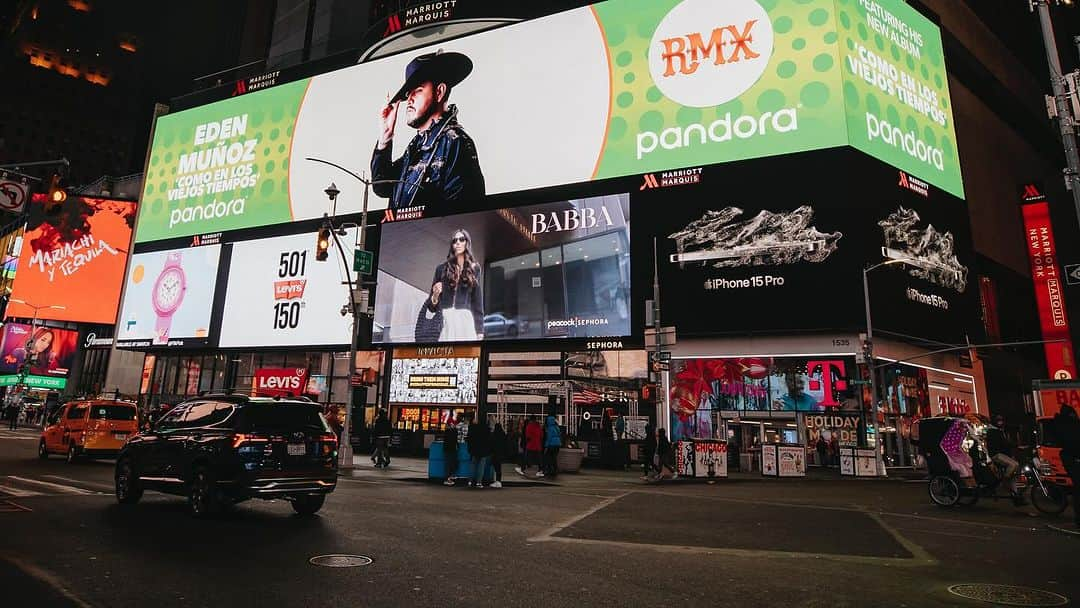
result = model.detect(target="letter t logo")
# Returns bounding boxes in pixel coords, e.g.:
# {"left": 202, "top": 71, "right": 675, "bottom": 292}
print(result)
{"left": 805, "top": 360, "right": 847, "bottom": 408}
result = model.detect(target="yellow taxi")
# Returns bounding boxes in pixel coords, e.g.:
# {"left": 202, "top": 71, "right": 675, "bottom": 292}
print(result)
{"left": 39, "top": 400, "right": 139, "bottom": 463}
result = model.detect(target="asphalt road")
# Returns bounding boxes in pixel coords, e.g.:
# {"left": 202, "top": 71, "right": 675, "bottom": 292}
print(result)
{"left": 1, "top": 428, "right": 1077, "bottom": 608}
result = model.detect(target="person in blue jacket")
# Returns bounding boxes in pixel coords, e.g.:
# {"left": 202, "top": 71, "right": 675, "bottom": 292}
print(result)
{"left": 543, "top": 415, "right": 562, "bottom": 478}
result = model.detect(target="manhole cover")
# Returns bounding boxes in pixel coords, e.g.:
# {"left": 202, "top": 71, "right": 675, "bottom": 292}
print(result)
{"left": 947, "top": 584, "right": 1068, "bottom": 607}
{"left": 309, "top": 554, "right": 373, "bottom": 568}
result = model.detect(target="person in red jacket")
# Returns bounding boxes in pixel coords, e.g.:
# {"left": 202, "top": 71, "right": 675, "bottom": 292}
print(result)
{"left": 516, "top": 416, "right": 544, "bottom": 478}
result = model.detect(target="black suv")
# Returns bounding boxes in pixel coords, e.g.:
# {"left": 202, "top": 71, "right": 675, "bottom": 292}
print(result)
{"left": 114, "top": 395, "right": 338, "bottom": 516}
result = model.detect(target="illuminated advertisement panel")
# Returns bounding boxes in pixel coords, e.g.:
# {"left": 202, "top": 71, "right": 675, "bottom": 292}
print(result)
{"left": 0, "top": 322, "right": 79, "bottom": 378}
{"left": 218, "top": 230, "right": 359, "bottom": 348}
{"left": 116, "top": 246, "right": 221, "bottom": 348}
{"left": 7, "top": 196, "right": 136, "bottom": 324}
{"left": 136, "top": 0, "right": 960, "bottom": 244}
{"left": 374, "top": 194, "right": 631, "bottom": 344}
{"left": 389, "top": 346, "right": 480, "bottom": 405}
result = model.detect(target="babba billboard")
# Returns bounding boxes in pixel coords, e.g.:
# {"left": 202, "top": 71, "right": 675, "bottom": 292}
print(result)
{"left": 137, "top": 0, "right": 959, "bottom": 243}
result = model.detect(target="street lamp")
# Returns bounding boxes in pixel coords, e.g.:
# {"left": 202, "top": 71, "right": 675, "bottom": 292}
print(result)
{"left": 306, "top": 157, "right": 402, "bottom": 468}
{"left": 861, "top": 258, "right": 904, "bottom": 477}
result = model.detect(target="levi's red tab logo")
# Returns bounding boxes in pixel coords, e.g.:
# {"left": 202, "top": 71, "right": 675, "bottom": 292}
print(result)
{"left": 273, "top": 280, "right": 307, "bottom": 300}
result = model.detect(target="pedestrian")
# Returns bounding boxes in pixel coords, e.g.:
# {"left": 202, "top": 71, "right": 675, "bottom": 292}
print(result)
{"left": 517, "top": 416, "right": 543, "bottom": 477}
{"left": 6, "top": 399, "right": 18, "bottom": 431}
{"left": 372, "top": 409, "right": 392, "bottom": 468}
{"left": 641, "top": 423, "right": 656, "bottom": 480}
{"left": 543, "top": 414, "right": 562, "bottom": 478}
{"left": 490, "top": 422, "right": 506, "bottom": 488}
{"left": 649, "top": 428, "right": 675, "bottom": 482}
{"left": 467, "top": 416, "right": 492, "bottom": 488}
{"left": 615, "top": 413, "right": 626, "bottom": 442}
{"left": 442, "top": 418, "right": 459, "bottom": 486}
{"left": 816, "top": 436, "right": 828, "bottom": 467}
{"left": 1053, "top": 405, "right": 1080, "bottom": 531}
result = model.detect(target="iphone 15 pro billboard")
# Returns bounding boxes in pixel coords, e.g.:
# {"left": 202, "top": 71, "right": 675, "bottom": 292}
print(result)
{"left": 374, "top": 195, "right": 631, "bottom": 344}
{"left": 136, "top": 0, "right": 960, "bottom": 243}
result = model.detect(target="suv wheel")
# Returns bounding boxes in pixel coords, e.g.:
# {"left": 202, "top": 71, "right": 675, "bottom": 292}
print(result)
{"left": 188, "top": 467, "right": 219, "bottom": 518}
{"left": 115, "top": 458, "right": 143, "bottom": 505}
{"left": 291, "top": 493, "right": 326, "bottom": 516}
{"left": 38, "top": 440, "right": 48, "bottom": 460}
{"left": 66, "top": 442, "right": 79, "bottom": 464}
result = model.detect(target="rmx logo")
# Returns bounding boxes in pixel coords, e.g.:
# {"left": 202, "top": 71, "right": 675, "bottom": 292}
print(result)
{"left": 230, "top": 80, "right": 247, "bottom": 97}
{"left": 383, "top": 14, "right": 403, "bottom": 37}
{"left": 640, "top": 174, "right": 660, "bottom": 190}
{"left": 648, "top": 0, "right": 774, "bottom": 108}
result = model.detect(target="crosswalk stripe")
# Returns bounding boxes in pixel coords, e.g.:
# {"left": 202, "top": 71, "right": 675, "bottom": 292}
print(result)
{"left": 42, "top": 476, "right": 113, "bottom": 492}
{"left": 6, "top": 476, "right": 96, "bottom": 495}
{"left": 0, "top": 485, "right": 43, "bottom": 498}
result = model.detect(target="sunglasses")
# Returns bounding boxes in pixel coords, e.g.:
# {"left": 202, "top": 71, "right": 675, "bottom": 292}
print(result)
{"left": 451, "top": 236, "right": 467, "bottom": 243}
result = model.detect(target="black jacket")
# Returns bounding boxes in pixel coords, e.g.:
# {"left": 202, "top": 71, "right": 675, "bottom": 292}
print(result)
{"left": 442, "top": 425, "right": 458, "bottom": 455}
{"left": 373, "top": 416, "right": 392, "bottom": 438}
{"left": 427, "top": 261, "right": 484, "bottom": 335}
{"left": 986, "top": 426, "right": 1012, "bottom": 457}
{"left": 466, "top": 422, "right": 492, "bottom": 458}
{"left": 491, "top": 426, "right": 507, "bottom": 459}
{"left": 370, "top": 106, "right": 485, "bottom": 214}
{"left": 1054, "top": 412, "right": 1080, "bottom": 460}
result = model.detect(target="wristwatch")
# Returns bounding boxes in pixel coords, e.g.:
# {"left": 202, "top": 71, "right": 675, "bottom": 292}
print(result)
{"left": 151, "top": 252, "right": 186, "bottom": 343}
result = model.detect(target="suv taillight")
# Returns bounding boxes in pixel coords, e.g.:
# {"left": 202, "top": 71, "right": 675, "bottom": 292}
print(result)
{"left": 321, "top": 433, "right": 337, "bottom": 456}
{"left": 232, "top": 433, "right": 269, "bottom": 449}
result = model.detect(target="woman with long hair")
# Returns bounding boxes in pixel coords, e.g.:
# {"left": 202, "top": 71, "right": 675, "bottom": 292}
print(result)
{"left": 425, "top": 228, "right": 484, "bottom": 342}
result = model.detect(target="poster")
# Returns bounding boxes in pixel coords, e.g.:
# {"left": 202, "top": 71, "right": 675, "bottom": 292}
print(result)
{"left": 7, "top": 196, "right": 136, "bottom": 324}
{"left": 694, "top": 440, "right": 728, "bottom": 478}
{"left": 777, "top": 445, "right": 806, "bottom": 477}
{"left": 762, "top": 444, "right": 778, "bottom": 476}
{"left": 136, "top": 0, "right": 961, "bottom": 245}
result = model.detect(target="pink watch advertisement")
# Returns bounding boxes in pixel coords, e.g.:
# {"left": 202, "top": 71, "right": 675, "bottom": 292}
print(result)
{"left": 116, "top": 245, "right": 222, "bottom": 348}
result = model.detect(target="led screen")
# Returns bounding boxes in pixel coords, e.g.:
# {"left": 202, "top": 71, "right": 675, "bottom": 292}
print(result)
{"left": 374, "top": 195, "right": 631, "bottom": 344}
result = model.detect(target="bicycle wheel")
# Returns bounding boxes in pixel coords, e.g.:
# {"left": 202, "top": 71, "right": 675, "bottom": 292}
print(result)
{"left": 929, "top": 475, "right": 960, "bottom": 507}
{"left": 1031, "top": 483, "right": 1069, "bottom": 516}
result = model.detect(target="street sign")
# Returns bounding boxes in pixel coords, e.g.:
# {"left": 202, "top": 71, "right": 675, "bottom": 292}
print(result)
{"left": 1065, "top": 263, "right": 1080, "bottom": 286}
{"left": 649, "top": 351, "right": 672, "bottom": 363}
{"left": 353, "top": 249, "right": 373, "bottom": 274}
{"left": 644, "top": 326, "right": 676, "bottom": 348}
{"left": 0, "top": 179, "right": 29, "bottom": 213}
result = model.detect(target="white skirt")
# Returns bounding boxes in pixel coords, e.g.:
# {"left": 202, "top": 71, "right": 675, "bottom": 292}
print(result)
{"left": 440, "top": 308, "right": 478, "bottom": 342}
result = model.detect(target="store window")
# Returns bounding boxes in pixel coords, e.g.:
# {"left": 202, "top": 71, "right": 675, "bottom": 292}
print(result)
{"left": 669, "top": 356, "right": 859, "bottom": 441}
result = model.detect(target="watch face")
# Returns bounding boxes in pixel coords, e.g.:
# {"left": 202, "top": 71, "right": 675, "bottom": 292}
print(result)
{"left": 154, "top": 268, "right": 184, "bottom": 313}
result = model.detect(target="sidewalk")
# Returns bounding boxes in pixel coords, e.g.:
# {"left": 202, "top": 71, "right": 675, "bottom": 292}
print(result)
{"left": 341, "top": 454, "right": 926, "bottom": 486}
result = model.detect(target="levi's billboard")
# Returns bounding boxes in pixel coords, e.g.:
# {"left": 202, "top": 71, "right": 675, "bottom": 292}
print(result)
{"left": 136, "top": 0, "right": 961, "bottom": 243}
{"left": 218, "top": 230, "right": 358, "bottom": 348}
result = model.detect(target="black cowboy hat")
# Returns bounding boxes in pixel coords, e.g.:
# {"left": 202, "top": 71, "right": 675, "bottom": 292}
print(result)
{"left": 391, "top": 50, "right": 473, "bottom": 103}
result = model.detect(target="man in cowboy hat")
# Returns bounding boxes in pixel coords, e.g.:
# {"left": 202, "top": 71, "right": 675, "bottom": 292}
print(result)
{"left": 371, "top": 50, "right": 485, "bottom": 214}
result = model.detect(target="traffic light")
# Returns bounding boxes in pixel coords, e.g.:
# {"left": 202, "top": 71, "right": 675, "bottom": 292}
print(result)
{"left": 45, "top": 174, "right": 67, "bottom": 212}
{"left": 315, "top": 226, "right": 331, "bottom": 261}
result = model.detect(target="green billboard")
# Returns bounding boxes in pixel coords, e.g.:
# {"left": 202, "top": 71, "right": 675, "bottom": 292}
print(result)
{"left": 136, "top": 0, "right": 962, "bottom": 244}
